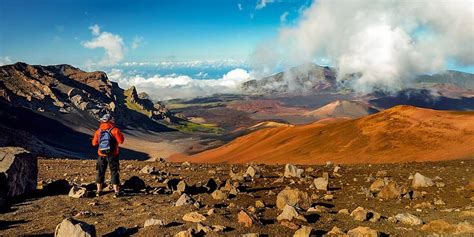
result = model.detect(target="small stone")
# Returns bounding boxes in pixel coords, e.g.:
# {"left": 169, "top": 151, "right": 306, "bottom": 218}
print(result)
{"left": 323, "top": 194, "right": 334, "bottom": 201}
{"left": 395, "top": 213, "right": 423, "bottom": 226}
{"left": 175, "top": 194, "right": 194, "bottom": 206}
{"left": 174, "top": 229, "right": 193, "bottom": 237}
{"left": 277, "top": 204, "right": 307, "bottom": 222}
{"left": 434, "top": 199, "right": 445, "bottom": 206}
{"left": 280, "top": 220, "right": 299, "bottom": 230}
{"left": 144, "top": 218, "right": 165, "bottom": 228}
{"left": 412, "top": 173, "right": 434, "bottom": 189}
{"left": 55, "top": 218, "right": 96, "bottom": 237}
{"left": 313, "top": 178, "right": 329, "bottom": 191}
{"left": 176, "top": 180, "right": 188, "bottom": 194}
{"left": 68, "top": 186, "right": 87, "bottom": 198}
{"left": 338, "top": 209, "right": 350, "bottom": 215}
{"left": 255, "top": 200, "right": 265, "bottom": 208}
{"left": 347, "top": 226, "right": 379, "bottom": 237}
{"left": 377, "top": 181, "right": 401, "bottom": 199}
{"left": 244, "top": 165, "right": 260, "bottom": 178}
{"left": 276, "top": 187, "right": 311, "bottom": 210}
{"left": 293, "top": 225, "right": 313, "bottom": 237}
{"left": 182, "top": 212, "right": 206, "bottom": 223}
{"left": 140, "top": 165, "right": 157, "bottom": 174}
{"left": 211, "top": 190, "right": 228, "bottom": 200}
{"left": 369, "top": 211, "right": 381, "bottom": 222}
{"left": 375, "top": 170, "right": 388, "bottom": 177}
{"left": 326, "top": 226, "right": 345, "bottom": 235}
{"left": 238, "top": 210, "right": 258, "bottom": 228}
{"left": 350, "top": 207, "right": 368, "bottom": 222}
{"left": 241, "top": 233, "right": 259, "bottom": 237}
{"left": 369, "top": 179, "right": 386, "bottom": 193}
{"left": 333, "top": 166, "right": 341, "bottom": 173}
{"left": 212, "top": 225, "right": 226, "bottom": 232}
{"left": 207, "top": 208, "right": 215, "bottom": 216}
{"left": 196, "top": 223, "right": 213, "bottom": 234}
{"left": 284, "top": 164, "right": 304, "bottom": 178}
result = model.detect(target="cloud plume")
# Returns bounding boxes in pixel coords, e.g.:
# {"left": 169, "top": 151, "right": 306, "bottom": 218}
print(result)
{"left": 83, "top": 24, "right": 125, "bottom": 66}
{"left": 252, "top": 0, "right": 474, "bottom": 93}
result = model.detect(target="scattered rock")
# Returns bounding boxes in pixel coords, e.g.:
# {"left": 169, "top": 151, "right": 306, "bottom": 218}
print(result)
{"left": 182, "top": 212, "right": 206, "bottom": 223}
{"left": 284, "top": 164, "right": 304, "bottom": 178}
{"left": 276, "top": 187, "right": 311, "bottom": 210}
{"left": 211, "top": 190, "right": 228, "bottom": 200}
{"left": 140, "top": 165, "right": 157, "bottom": 174}
{"left": 122, "top": 176, "right": 146, "bottom": 191}
{"left": 241, "top": 233, "right": 259, "bottom": 237}
{"left": 350, "top": 207, "right": 368, "bottom": 222}
{"left": 377, "top": 181, "right": 401, "bottom": 199}
{"left": 338, "top": 209, "right": 350, "bottom": 215}
{"left": 238, "top": 210, "right": 259, "bottom": 227}
{"left": 412, "top": 173, "right": 434, "bottom": 189}
{"left": 68, "top": 186, "right": 87, "bottom": 198}
{"left": 293, "top": 225, "right": 313, "bottom": 237}
{"left": 395, "top": 213, "right": 423, "bottom": 226}
{"left": 313, "top": 177, "right": 329, "bottom": 191}
{"left": 54, "top": 218, "right": 96, "bottom": 237}
{"left": 144, "top": 218, "right": 165, "bottom": 228}
{"left": 280, "top": 220, "right": 299, "bottom": 230}
{"left": 369, "top": 179, "right": 386, "bottom": 193}
{"left": 255, "top": 200, "right": 265, "bottom": 208}
{"left": 277, "top": 204, "right": 307, "bottom": 222}
{"left": 347, "top": 226, "right": 379, "bottom": 237}
{"left": 326, "top": 226, "right": 345, "bottom": 236}
{"left": 176, "top": 180, "right": 189, "bottom": 194}
{"left": 174, "top": 229, "right": 193, "bottom": 237}
{"left": 375, "top": 170, "right": 388, "bottom": 177}
{"left": 421, "top": 220, "right": 474, "bottom": 234}
{"left": 0, "top": 147, "right": 37, "bottom": 198}
{"left": 244, "top": 165, "right": 260, "bottom": 178}
{"left": 175, "top": 193, "right": 194, "bottom": 207}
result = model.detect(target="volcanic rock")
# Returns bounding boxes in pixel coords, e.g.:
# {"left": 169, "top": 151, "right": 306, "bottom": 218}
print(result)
{"left": 211, "top": 190, "right": 228, "bottom": 200}
{"left": 293, "top": 225, "right": 313, "bottom": 237}
{"left": 140, "top": 165, "right": 157, "bottom": 174}
{"left": 326, "top": 226, "right": 345, "bottom": 235}
{"left": 347, "top": 226, "right": 379, "bottom": 237}
{"left": 284, "top": 164, "right": 304, "bottom": 178}
{"left": 175, "top": 194, "right": 194, "bottom": 207}
{"left": 0, "top": 147, "right": 37, "bottom": 197}
{"left": 350, "top": 207, "right": 368, "bottom": 222}
{"left": 68, "top": 186, "right": 87, "bottom": 198}
{"left": 369, "top": 179, "right": 386, "bottom": 193}
{"left": 377, "top": 181, "right": 401, "bottom": 199}
{"left": 182, "top": 212, "right": 206, "bottom": 223}
{"left": 412, "top": 173, "right": 434, "bottom": 188}
{"left": 238, "top": 210, "right": 259, "bottom": 227}
{"left": 277, "top": 204, "right": 307, "bottom": 222}
{"left": 54, "top": 218, "right": 96, "bottom": 237}
{"left": 313, "top": 177, "right": 329, "bottom": 191}
{"left": 122, "top": 176, "right": 146, "bottom": 191}
{"left": 395, "top": 213, "right": 423, "bottom": 225}
{"left": 144, "top": 218, "right": 165, "bottom": 228}
{"left": 244, "top": 165, "right": 261, "bottom": 178}
{"left": 421, "top": 220, "right": 474, "bottom": 234}
{"left": 276, "top": 187, "right": 311, "bottom": 210}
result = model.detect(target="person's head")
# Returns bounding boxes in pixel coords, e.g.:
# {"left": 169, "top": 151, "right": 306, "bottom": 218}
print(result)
{"left": 99, "top": 114, "right": 113, "bottom": 123}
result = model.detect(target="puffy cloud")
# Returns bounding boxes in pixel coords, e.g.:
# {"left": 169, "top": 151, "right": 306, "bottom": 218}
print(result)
{"left": 131, "top": 36, "right": 144, "bottom": 50}
{"left": 252, "top": 0, "right": 474, "bottom": 93}
{"left": 83, "top": 24, "right": 125, "bottom": 66}
{"left": 0, "top": 56, "right": 12, "bottom": 66}
{"left": 256, "top": 0, "right": 274, "bottom": 10}
{"left": 238, "top": 3, "right": 243, "bottom": 11}
{"left": 109, "top": 68, "right": 252, "bottom": 100}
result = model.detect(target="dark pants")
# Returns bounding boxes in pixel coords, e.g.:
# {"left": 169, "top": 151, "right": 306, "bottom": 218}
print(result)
{"left": 96, "top": 155, "right": 120, "bottom": 185}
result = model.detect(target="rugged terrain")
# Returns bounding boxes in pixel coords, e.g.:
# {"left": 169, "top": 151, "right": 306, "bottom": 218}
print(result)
{"left": 0, "top": 158, "right": 473, "bottom": 236}
{"left": 173, "top": 106, "right": 474, "bottom": 164}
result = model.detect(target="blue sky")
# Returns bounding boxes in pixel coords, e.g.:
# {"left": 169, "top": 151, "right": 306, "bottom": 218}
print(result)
{"left": 0, "top": 0, "right": 309, "bottom": 67}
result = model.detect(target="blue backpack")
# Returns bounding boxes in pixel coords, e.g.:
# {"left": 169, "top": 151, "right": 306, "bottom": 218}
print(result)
{"left": 98, "top": 127, "right": 115, "bottom": 155}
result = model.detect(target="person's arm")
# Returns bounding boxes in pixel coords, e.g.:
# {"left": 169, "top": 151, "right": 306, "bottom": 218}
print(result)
{"left": 92, "top": 130, "right": 99, "bottom": 146}
{"left": 113, "top": 128, "right": 125, "bottom": 144}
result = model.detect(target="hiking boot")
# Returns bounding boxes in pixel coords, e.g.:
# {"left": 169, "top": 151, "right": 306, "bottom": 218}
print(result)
{"left": 95, "top": 191, "right": 102, "bottom": 197}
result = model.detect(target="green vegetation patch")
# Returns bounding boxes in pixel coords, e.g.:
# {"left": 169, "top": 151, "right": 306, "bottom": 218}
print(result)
{"left": 173, "top": 121, "right": 223, "bottom": 134}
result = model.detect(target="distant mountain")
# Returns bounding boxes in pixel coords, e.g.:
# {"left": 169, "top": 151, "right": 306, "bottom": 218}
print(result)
{"left": 415, "top": 70, "right": 474, "bottom": 89}
{"left": 242, "top": 63, "right": 337, "bottom": 95}
{"left": 0, "top": 62, "right": 181, "bottom": 158}
{"left": 175, "top": 106, "right": 474, "bottom": 164}
{"left": 304, "top": 100, "right": 378, "bottom": 118}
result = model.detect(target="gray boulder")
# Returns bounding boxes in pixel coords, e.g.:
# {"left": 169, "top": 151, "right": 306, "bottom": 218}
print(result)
{"left": 0, "top": 147, "right": 37, "bottom": 197}
{"left": 55, "top": 218, "right": 96, "bottom": 237}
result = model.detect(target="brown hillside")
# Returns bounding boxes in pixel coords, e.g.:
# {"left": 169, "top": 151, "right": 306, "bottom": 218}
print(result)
{"left": 171, "top": 106, "right": 474, "bottom": 164}
{"left": 304, "top": 100, "right": 378, "bottom": 118}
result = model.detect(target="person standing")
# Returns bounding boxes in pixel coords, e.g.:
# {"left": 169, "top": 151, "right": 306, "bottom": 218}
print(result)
{"left": 92, "top": 114, "right": 125, "bottom": 197}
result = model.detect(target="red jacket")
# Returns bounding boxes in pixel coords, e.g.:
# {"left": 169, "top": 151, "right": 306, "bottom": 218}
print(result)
{"left": 92, "top": 122, "right": 125, "bottom": 157}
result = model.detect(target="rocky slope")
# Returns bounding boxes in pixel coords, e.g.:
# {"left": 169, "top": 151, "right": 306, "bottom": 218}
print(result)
{"left": 173, "top": 106, "right": 474, "bottom": 164}
{"left": 0, "top": 62, "right": 181, "bottom": 158}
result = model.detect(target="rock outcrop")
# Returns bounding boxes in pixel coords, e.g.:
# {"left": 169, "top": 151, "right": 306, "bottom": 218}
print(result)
{"left": 0, "top": 147, "right": 37, "bottom": 198}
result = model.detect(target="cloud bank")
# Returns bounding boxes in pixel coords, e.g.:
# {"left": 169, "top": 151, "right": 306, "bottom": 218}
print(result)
{"left": 83, "top": 24, "right": 125, "bottom": 66}
{"left": 109, "top": 68, "right": 252, "bottom": 100}
{"left": 252, "top": 0, "right": 474, "bottom": 93}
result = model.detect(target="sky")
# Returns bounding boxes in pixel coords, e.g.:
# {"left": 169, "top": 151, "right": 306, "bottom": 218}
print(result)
{"left": 0, "top": 0, "right": 309, "bottom": 66}
{"left": 0, "top": 0, "right": 473, "bottom": 100}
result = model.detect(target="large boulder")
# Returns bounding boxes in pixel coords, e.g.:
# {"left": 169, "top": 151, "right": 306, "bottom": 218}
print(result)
{"left": 55, "top": 218, "right": 96, "bottom": 237}
{"left": 276, "top": 187, "right": 311, "bottom": 210}
{"left": 0, "top": 147, "right": 37, "bottom": 198}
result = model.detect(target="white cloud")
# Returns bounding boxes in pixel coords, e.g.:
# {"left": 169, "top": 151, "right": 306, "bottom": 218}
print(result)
{"left": 280, "top": 11, "right": 289, "bottom": 23}
{"left": 0, "top": 56, "right": 12, "bottom": 66}
{"left": 256, "top": 0, "right": 274, "bottom": 10}
{"left": 252, "top": 0, "right": 474, "bottom": 93}
{"left": 109, "top": 68, "right": 252, "bottom": 100}
{"left": 121, "top": 59, "right": 247, "bottom": 69}
{"left": 89, "top": 24, "right": 100, "bottom": 36}
{"left": 83, "top": 24, "right": 125, "bottom": 66}
{"left": 131, "top": 36, "right": 144, "bottom": 50}
{"left": 238, "top": 3, "right": 243, "bottom": 11}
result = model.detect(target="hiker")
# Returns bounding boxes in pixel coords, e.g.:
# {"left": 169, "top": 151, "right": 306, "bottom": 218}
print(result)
{"left": 92, "top": 114, "right": 125, "bottom": 197}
